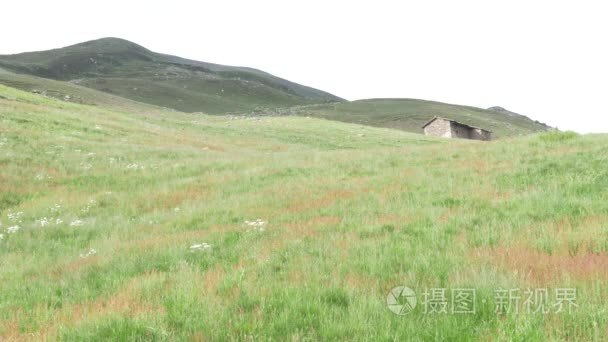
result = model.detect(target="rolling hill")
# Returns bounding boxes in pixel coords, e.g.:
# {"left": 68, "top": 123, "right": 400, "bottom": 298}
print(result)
{"left": 247, "top": 99, "right": 552, "bottom": 138}
{"left": 0, "top": 67, "right": 166, "bottom": 114}
{"left": 1, "top": 83, "right": 607, "bottom": 340}
{"left": 0, "top": 37, "right": 343, "bottom": 113}
{"left": 0, "top": 38, "right": 552, "bottom": 138}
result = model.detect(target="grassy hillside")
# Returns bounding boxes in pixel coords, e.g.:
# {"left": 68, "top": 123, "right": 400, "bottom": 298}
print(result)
{"left": 0, "top": 67, "right": 165, "bottom": 114}
{"left": 0, "top": 38, "right": 343, "bottom": 114}
{"left": 0, "top": 38, "right": 549, "bottom": 137}
{"left": 1, "top": 85, "right": 607, "bottom": 340}
{"left": 255, "top": 99, "right": 551, "bottom": 138}
{"left": 0, "top": 39, "right": 551, "bottom": 139}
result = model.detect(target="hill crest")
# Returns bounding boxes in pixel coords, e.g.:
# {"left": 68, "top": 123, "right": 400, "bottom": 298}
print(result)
{"left": 0, "top": 38, "right": 343, "bottom": 113}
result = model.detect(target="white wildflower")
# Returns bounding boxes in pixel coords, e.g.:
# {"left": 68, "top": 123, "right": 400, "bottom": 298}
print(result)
{"left": 81, "top": 199, "right": 96, "bottom": 213}
{"left": 0, "top": 233, "right": 4, "bottom": 240}
{"left": 94, "top": 125, "right": 102, "bottom": 130}
{"left": 244, "top": 219, "right": 266, "bottom": 227}
{"left": 50, "top": 204, "right": 61, "bottom": 213}
{"left": 244, "top": 219, "right": 267, "bottom": 232}
{"left": 37, "top": 217, "right": 51, "bottom": 227}
{"left": 55, "top": 218, "right": 63, "bottom": 225}
{"left": 7, "top": 225, "right": 20, "bottom": 234}
{"left": 70, "top": 219, "right": 84, "bottom": 227}
{"left": 190, "top": 243, "right": 211, "bottom": 251}
{"left": 80, "top": 248, "right": 97, "bottom": 258}
{"left": 126, "top": 163, "right": 144, "bottom": 170}
{"left": 174, "top": 207, "right": 180, "bottom": 212}
{"left": 7, "top": 212, "right": 23, "bottom": 222}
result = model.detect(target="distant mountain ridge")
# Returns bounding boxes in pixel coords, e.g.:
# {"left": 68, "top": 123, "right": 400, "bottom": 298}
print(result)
{"left": 487, "top": 106, "right": 552, "bottom": 130}
{"left": 0, "top": 37, "right": 343, "bottom": 113}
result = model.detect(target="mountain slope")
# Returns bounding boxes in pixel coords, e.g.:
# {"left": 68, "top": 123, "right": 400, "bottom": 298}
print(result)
{"left": 0, "top": 67, "right": 166, "bottom": 114}
{"left": 0, "top": 37, "right": 343, "bottom": 113}
{"left": 486, "top": 106, "right": 551, "bottom": 129}
{"left": 250, "top": 99, "right": 551, "bottom": 138}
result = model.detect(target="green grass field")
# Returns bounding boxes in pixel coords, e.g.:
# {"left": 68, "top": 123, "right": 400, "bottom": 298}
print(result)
{"left": 1, "top": 84, "right": 607, "bottom": 340}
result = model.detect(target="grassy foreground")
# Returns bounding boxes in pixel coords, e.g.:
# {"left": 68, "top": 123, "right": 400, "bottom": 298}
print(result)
{"left": 1, "top": 84, "right": 608, "bottom": 340}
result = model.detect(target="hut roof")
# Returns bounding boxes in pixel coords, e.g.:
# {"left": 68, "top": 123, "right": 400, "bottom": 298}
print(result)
{"left": 422, "top": 117, "right": 493, "bottom": 133}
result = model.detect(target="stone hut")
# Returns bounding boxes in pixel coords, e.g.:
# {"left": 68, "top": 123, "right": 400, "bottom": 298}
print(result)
{"left": 422, "top": 117, "right": 492, "bottom": 141}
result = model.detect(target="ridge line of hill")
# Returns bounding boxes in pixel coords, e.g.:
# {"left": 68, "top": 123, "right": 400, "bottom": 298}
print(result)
{"left": 0, "top": 38, "right": 551, "bottom": 138}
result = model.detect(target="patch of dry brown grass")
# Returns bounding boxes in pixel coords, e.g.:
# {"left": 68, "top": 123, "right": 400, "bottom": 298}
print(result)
{"left": 468, "top": 215, "right": 608, "bottom": 285}
{"left": 0, "top": 272, "right": 166, "bottom": 341}
{"left": 287, "top": 189, "right": 356, "bottom": 213}
{"left": 283, "top": 216, "right": 341, "bottom": 239}
{"left": 125, "top": 224, "right": 233, "bottom": 252}
{"left": 135, "top": 187, "right": 211, "bottom": 213}
{"left": 47, "top": 256, "right": 101, "bottom": 279}
{"left": 471, "top": 245, "right": 608, "bottom": 284}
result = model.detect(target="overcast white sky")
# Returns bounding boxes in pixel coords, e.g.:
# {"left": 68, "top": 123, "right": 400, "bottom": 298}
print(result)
{"left": 2, "top": 0, "right": 607, "bottom": 133}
